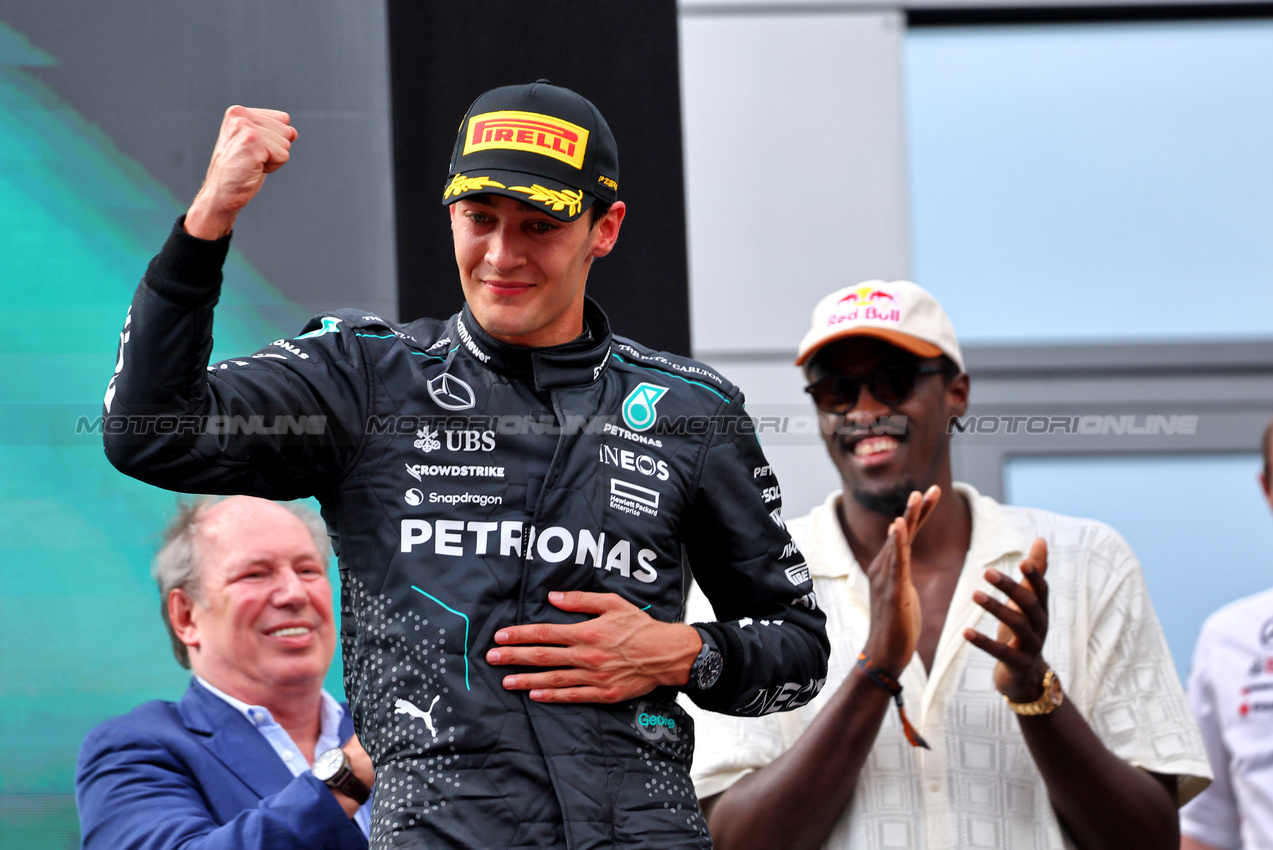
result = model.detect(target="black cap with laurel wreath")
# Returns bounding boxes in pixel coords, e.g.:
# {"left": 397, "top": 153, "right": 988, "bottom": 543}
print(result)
{"left": 442, "top": 80, "right": 620, "bottom": 223}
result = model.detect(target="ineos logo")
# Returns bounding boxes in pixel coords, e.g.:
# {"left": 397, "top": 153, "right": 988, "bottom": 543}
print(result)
{"left": 428, "top": 373, "right": 476, "bottom": 411}
{"left": 599, "top": 444, "right": 670, "bottom": 481}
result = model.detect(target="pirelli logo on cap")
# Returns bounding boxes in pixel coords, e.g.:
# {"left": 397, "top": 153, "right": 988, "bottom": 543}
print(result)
{"left": 463, "top": 110, "right": 589, "bottom": 170}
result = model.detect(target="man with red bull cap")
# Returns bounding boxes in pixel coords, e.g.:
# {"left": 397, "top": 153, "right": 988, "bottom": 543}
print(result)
{"left": 684, "top": 280, "right": 1211, "bottom": 850}
{"left": 100, "top": 81, "right": 828, "bottom": 849}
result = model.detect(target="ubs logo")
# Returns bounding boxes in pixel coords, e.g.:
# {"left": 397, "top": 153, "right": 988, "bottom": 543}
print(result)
{"left": 415, "top": 426, "right": 494, "bottom": 453}
{"left": 445, "top": 430, "right": 496, "bottom": 452}
{"left": 428, "top": 373, "right": 476, "bottom": 411}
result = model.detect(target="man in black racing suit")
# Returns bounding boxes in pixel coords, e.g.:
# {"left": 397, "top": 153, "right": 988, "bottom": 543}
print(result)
{"left": 102, "top": 82, "right": 829, "bottom": 849}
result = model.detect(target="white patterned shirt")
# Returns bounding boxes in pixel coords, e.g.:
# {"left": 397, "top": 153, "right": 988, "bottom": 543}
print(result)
{"left": 1179, "top": 587, "right": 1273, "bottom": 849}
{"left": 196, "top": 677, "right": 372, "bottom": 836}
{"left": 683, "top": 484, "right": 1210, "bottom": 850}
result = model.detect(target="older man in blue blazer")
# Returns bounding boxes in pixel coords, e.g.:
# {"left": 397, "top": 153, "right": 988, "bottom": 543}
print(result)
{"left": 76, "top": 497, "right": 373, "bottom": 849}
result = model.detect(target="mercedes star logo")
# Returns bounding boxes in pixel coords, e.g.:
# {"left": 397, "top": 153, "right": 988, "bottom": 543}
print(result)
{"left": 428, "top": 372, "right": 476, "bottom": 411}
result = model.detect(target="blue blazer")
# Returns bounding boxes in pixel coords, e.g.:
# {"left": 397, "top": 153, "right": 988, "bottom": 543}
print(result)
{"left": 76, "top": 680, "right": 368, "bottom": 850}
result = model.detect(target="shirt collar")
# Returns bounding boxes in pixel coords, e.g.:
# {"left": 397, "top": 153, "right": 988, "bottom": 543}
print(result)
{"left": 805, "top": 482, "right": 1026, "bottom": 581}
{"left": 958, "top": 482, "right": 1027, "bottom": 571}
{"left": 194, "top": 675, "right": 343, "bottom": 741}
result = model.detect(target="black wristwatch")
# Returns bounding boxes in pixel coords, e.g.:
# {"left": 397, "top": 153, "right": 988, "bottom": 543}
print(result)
{"left": 685, "top": 627, "right": 724, "bottom": 693}
{"left": 313, "top": 747, "right": 371, "bottom": 805}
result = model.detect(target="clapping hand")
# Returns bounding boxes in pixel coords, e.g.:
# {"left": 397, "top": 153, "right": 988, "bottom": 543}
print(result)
{"left": 861, "top": 486, "right": 941, "bottom": 675}
{"left": 962, "top": 538, "right": 1051, "bottom": 703}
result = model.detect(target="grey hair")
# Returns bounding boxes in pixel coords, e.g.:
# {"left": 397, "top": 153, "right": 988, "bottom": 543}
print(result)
{"left": 153, "top": 497, "right": 332, "bottom": 668}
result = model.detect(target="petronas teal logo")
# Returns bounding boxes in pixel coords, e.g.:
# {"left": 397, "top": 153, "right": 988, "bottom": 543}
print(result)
{"left": 295, "top": 316, "right": 342, "bottom": 339}
{"left": 622, "top": 383, "right": 668, "bottom": 432}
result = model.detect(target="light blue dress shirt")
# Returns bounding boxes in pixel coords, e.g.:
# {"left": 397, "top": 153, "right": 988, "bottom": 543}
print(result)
{"left": 196, "top": 677, "right": 372, "bottom": 836}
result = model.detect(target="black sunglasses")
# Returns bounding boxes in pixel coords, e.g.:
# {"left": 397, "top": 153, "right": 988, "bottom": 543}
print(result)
{"left": 805, "top": 363, "right": 945, "bottom": 414}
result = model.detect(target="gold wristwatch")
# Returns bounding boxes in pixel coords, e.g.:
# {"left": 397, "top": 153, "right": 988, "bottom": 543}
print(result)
{"left": 1006, "top": 668, "right": 1064, "bottom": 716}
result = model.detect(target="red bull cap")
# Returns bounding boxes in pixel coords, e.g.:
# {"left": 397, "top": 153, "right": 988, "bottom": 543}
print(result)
{"left": 796, "top": 280, "right": 963, "bottom": 371}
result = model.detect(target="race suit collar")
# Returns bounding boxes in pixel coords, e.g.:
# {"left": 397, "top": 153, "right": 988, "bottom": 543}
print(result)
{"left": 457, "top": 298, "right": 613, "bottom": 390}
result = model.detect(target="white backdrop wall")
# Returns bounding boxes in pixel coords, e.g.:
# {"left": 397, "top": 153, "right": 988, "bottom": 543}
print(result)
{"left": 679, "top": 3, "right": 912, "bottom": 517}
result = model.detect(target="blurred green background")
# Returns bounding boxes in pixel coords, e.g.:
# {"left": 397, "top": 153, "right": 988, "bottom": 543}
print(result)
{"left": 0, "top": 22, "right": 336, "bottom": 847}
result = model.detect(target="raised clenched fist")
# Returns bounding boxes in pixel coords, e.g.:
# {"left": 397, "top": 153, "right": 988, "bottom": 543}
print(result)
{"left": 184, "top": 106, "right": 297, "bottom": 240}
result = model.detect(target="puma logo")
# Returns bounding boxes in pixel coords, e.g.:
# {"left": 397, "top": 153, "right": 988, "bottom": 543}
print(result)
{"left": 394, "top": 696, "right": 441, "bottom": 738}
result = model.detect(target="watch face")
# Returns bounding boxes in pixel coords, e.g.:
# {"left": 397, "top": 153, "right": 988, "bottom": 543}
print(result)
{"left": 312, "top": 748, "right": 344, "bottom": 781}
{"left": 697, "top": 652, "right": 724, "bottom": 690}
{"left": 1048, "top": 673, "right": 1063, "bottom": 704}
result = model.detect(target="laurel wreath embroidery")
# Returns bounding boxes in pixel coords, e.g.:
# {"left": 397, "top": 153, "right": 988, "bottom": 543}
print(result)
{"left": 508, "top": 185, "right": 584, "bottom": 218}
{"left": 443, "top": 174, "right": 506, "bottom": 199}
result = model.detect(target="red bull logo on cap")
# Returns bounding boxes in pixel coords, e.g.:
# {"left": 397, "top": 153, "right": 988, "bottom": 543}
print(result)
{"left": 827, "top": 285, "right": 901, "bottom": 326}
{"left": 837, "top": 286, "right": 896, "bottom": 306}
{"left": 463, "top": 110, "right": 589, "bottom": 170}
